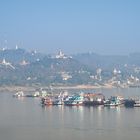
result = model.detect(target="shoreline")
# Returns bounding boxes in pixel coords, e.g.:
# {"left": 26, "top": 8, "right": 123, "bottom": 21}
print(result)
{"left": 0, "top": 84, "right": 126, "bottom": 93}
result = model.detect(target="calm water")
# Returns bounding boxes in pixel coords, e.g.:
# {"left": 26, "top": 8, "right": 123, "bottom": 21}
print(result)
{"left": 0, "top": 88, "right": 140, "bottom": 140}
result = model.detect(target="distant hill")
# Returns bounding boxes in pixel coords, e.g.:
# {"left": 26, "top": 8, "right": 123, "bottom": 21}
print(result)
{"left": 0, "top": 49, "right": 94, "bottom": 86}
{"left": 0, "top": 48, "right": 140, "bottom": 86}
{"left": 73, "top": 52, "right": 140, "bottom": 69}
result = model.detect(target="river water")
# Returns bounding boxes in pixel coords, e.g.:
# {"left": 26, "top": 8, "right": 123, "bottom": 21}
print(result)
{"left": 0, "top": 88, "right": 140, "bottom": 140}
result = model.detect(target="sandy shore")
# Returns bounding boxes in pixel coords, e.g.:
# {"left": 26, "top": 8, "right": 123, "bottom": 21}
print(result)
{"left": 0, "top": 84, "right": 115, "bottom": 93}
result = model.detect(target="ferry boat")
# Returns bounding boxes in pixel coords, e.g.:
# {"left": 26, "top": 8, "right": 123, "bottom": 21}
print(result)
{"left": 13, "top": 91, "right": 25, "bottom": 97}
{"left": 64, "top": 94, "right": 84, "bottom": 106}
{"left": 104, "top": 96, "right": 122, "bottom": 107}
{"left": 84, "top": 93, "right": 105, "bottom": 106}
{"left": 41, "top": 91, "right": 68, "bottom": 106}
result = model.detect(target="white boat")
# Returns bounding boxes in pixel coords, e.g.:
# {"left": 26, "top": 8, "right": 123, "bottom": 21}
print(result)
{"left": 104, "top": 96, "right": 122, "bottom": 106}
{"left": 64, "top": 94, "right": 84, "bottom": 106}
{"left": 13, "top": 91, "right": 24, "bottom": 97}
{"left": 134, "top": 100, "right": 140, "bottom": 107}
{"left": 53, "top": 98, "right": 64, "bottom": 105}
{"left": 33, "top": 91, "right": 40, "bottom": 97}
{"left": 52, "top": 92, "right": 65, "bottom": 105}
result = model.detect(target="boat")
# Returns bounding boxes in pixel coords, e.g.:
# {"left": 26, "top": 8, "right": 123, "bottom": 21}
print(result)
{"left": 52, "top": 92, "right": 65, "bottom": 105}
{"left": 41, "top": 97, "right": 53, "bottom": 105}
{"left": 41, "top": 91, "right": 68, "bottom": 106}
{"left": 104, "top": 96, "right": 122, "bottom": 107}
{"left": 13, "top": 91, "right": 24, "bottom": 97}
{"left": 84, "top": 93, "right": 105, "bottom": 106}
{"left": 64, "top": 94, "right": 84, "bottom": 106}
{"left": 134, "top": 99, "right": 140, "bottom": 107}
{"left": 124, "top": 98, "right": 140, "bottom": 107}
{"left": 53, "top": 98, "right": 64, "bottom": 105}
{"left": 124, "top": 99, "right": 135, "bottom": 107}
{"left": 25, "top": 91, "right": 40, "bottom": 97}
{"left": 33, "top": 91, "right": 40, "bottom": 97}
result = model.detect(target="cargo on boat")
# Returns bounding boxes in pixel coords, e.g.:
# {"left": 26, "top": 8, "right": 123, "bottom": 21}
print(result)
{"left": 84, "top": 93, "right": 105, "bottom": 106}
{"left": 41, "top": 91, "right": 68, "bottom": 106}
{"left": 41, "top": 97, "right": 53, "bottom": 105}
{"left": 104, "top": 96, "right": 123, "bottom": 107}
{"left": 52, "top": 93, "right": 65, "bottom": 105}
{"left": 64, "top": 94, "right": 84, "bottom": 106}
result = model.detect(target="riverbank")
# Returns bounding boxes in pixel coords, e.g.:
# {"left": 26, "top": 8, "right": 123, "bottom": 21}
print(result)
{"left": 0, "top": 84, "right": 122, "bottom": 93}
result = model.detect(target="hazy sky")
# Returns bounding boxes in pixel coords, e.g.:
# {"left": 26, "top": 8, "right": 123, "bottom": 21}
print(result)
{"left": 0, "top": 0, "right": 140, "bottom": 55}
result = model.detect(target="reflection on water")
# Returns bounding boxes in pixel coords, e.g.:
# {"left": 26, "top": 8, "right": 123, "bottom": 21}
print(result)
{"left": 39, "top": 105, "right": 140, "bottom": 140}
{"left": 0, "top": 88, "right": 140, "bottom": 140}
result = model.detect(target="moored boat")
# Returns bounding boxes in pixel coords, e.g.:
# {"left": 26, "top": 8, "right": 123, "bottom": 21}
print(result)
{"left": 52, "top": 93, "right": 65, "bottom": 105}
{"left": 134, "top": 99, "right": 140, "bottom": 107}
{"left": 84, "top": 93, "right": 105, "bottom": 106}
{"left": 64, "top": 94, "right": 84, "bottom": 106}
{"left": 53, "top": 99, "right": 64, "bottom": 105}
{"left": 104, "top": 96, "right": 123, "bottom": 107}
{"left": 13, "top": 91, "right": 25, "bottom": 97}
{"left": 41, "top": 97, "right": 53, "bottom": 105}
{"left": 124, "top": 99, "right": 135, "bottom": 107}
{"left": 33, "top": 91, "right": 40, "bottom": 97}
{"left": 25, "top": 92, "right": 40, "bottom": 97}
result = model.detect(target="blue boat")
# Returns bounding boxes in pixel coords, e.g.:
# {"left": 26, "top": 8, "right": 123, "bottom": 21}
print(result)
{"left": 104, "top": 96, "right": 123, "bottom": 107}
{"left": 64, "top": 94, "right": 84, "bottom": 106}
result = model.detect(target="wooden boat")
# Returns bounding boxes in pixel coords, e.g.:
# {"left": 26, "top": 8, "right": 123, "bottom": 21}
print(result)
{"left": 104, "top": 96, "right": 122, "bottom": 107}
{"left": 64, "top": 94, "right": 84, "bottom": 106}
{"left": 84, "top": 93, "right": 105, "bottom": 106}
{"left": 41, "top": 97, "right": 53, "bottom": 105}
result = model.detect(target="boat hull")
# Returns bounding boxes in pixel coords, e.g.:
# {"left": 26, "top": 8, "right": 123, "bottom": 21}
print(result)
{"left": 64, "top": 101, "right": 83, "bottom": 106}
{"left": 84, "top": 101, "right": 104, "bottom": 106}
{"left": 124, "top": 100, "right": 135, "bottom": 107}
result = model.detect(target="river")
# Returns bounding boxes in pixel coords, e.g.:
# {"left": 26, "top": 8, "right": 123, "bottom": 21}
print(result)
{"left": 0, "top": 88, "right": 140, "bottom": 140}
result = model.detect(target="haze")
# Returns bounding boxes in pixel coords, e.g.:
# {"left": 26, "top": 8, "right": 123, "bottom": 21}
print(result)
{"left": 0, "top": 0, "right": 140, "bottom": 55}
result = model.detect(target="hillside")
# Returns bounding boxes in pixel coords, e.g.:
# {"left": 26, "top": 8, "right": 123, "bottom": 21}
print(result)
{"left": 0, "top": 48, "right": 140, "bottom": 87}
